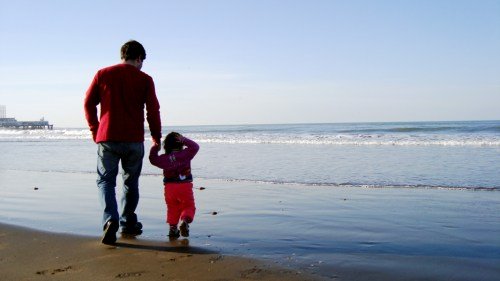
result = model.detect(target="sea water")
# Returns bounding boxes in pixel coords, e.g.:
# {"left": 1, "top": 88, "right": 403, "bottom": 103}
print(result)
{"left": 1, "top": 120, "right": 499, "bottom": 279}
{"left": 1, "top": 120, "right": 499, "bottom": 189}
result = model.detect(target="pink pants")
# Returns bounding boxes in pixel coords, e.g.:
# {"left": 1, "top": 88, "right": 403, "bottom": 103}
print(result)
{"left": 164, "top": 182, "right": 196, "bottom": 226}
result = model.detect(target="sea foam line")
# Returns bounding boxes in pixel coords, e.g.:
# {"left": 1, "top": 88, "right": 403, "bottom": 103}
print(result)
{"left": 5, "top": 169, "right": 498, "bottom": 191}
{"left": 196, "top": 138, "right": 500, "bottom": 146}
{"left": 1, "top": 128, "right": 499, "bottom": 146}
{"left": 190, "top": 176, "right": 500, "bottom": 191}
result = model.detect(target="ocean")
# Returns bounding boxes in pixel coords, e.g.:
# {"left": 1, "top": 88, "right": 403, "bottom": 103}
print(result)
{"left": 1, "top": 120, "right": 500, "bottom": 279}
{"left": 1, "top": 120, "right": 499, "bottom": 190}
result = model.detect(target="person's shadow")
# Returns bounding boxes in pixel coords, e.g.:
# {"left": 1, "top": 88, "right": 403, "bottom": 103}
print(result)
{"left": 114, "top": 234, "right": 214, "bottom": 254}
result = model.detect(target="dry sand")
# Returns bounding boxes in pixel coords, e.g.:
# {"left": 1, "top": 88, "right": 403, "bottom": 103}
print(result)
{"left": 0, "top": 223, "right": 317, "bottom": 281}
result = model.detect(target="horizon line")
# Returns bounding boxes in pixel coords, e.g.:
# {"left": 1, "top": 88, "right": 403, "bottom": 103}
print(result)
{"left": 47, "top": 119, "right": 500, "bottom": 130}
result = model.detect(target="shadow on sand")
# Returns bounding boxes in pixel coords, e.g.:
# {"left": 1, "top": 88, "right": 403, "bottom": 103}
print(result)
{"left": 113, "top": 235, "right": 216, "bottom": 254}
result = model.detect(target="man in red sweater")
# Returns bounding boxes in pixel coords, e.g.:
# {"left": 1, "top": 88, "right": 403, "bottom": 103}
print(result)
{"left": 84, "top": 40, "right": 162, "bottom": 245}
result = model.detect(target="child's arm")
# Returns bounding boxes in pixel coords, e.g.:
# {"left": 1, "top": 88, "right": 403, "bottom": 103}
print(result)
{"left": 149, "top": 144, "right": 170, "bottom": 169}
{"left": 179, "top": 136, "right": 200, "bottom": 160}
{"left": 149, "top": 144, "right": 178, "bottom": 171}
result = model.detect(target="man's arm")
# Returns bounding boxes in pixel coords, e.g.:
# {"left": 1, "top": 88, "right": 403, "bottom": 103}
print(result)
{"left": 84, "top": 74, "right": 100, "bottom": 142}
{"left": 145, "top": 77, "right": 161, "bottom": 145}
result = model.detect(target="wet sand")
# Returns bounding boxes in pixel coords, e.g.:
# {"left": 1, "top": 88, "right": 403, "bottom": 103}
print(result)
{"left": 0, "top": 223, "right": 313, "bottom": 281}
{"left": 1, "top": 170, "right": 499, "bottom": 280}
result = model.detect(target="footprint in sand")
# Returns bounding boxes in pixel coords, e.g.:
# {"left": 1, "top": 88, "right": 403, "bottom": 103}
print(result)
{"left": 115, "top": 271, "right": 146, "bottom": 278}
{"left": 36, "top": 266, "right": 73, "bottom": 275}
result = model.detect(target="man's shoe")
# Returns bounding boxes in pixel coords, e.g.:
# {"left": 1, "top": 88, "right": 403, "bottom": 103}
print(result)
{"left": 179, "top": 220, "right": 189, "bottom": 237}
{"left": 121, "top": 222, "right": 143, "bottom": 235}
{"left": 101, "top": 220, "right": 119, "bottom": 245}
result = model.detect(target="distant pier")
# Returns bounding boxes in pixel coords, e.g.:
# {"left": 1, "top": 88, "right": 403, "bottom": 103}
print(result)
{"left": 0, "top": 105, "right": 53, "bottom": 130}
{"left": 0, "top": 118, "right": 54, "bottom": 130}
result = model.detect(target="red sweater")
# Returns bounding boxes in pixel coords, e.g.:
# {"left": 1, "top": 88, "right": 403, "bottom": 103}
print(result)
{"left": 84, "top": 63, "right": 161, "bottom": 143}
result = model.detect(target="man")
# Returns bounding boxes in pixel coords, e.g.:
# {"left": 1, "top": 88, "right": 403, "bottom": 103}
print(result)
{"left": 84, "top": 40, "right": 161, "bottom": 245}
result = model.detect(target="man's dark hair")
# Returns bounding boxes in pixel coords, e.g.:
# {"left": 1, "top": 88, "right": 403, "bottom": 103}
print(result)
{"left": 121, "top": 40, "right": 146, "bottom": 61}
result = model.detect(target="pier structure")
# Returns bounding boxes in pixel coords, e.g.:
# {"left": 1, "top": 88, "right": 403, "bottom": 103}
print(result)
{"left": 0, "top": 105, "right": 53, "bottom": 130}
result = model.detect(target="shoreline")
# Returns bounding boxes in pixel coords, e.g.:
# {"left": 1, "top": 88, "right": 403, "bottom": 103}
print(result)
{"left": 0, "top": 222, "right": 317, "bottom": 281}
{"left": 1, "top": 170, "right": 499, "bottom": 280}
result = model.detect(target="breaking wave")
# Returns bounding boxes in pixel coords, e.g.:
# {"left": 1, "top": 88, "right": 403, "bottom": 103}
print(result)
{"left": 1, "top": 121, "right": 499, "bottom": 146}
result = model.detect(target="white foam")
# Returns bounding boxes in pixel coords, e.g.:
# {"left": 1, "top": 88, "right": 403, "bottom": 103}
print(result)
{"left": 1, "top": 128, "right": 499, "bottom": 146}
{"left": 0, "top": 128, "right": 91, "bottom": 140}
{"left": 191, "top": 134, "right": 500, "bottom": 147}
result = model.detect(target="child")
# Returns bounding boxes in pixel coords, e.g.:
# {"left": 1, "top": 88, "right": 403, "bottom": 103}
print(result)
{"left": 149, "top": 132, "right": 200, "bottom": 239}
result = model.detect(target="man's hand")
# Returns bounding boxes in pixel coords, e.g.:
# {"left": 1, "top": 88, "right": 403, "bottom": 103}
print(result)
{"left": 152, "top": 138, "right": 161, "bottom": 147}
{"left": 91, "top": 130, "right": 98, "bottom": 143}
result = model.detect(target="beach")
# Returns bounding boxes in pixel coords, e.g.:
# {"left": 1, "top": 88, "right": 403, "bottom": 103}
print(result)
{"left": 1, "top": 122, "right": 499, "bottom": 280}
{"left": 2, "top": 0, "right": 500, "bottom": 277}
{"left": 0, "top": 222, "right": 314, "bottom": 281}
{"left": 1, "top": 169, "right": 499, "bottom": 280}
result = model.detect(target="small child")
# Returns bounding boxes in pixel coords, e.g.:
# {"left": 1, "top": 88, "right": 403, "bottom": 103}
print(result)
{"left": 149, "top": 132, "right": 200, "bottom": 239}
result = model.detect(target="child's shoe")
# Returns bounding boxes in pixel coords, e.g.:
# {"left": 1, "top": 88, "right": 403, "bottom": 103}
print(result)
{"left": 169, "top": 227, "right": 180, "bottom": 240}
{"left": 179, "top": 220, "right": 190, "bottom": 237}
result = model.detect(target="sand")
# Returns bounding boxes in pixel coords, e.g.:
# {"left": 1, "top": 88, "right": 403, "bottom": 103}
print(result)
{"left": 0, "top": 223, "right": 315, "bottom": 281}
{"left": 1, "top": 170, "right": 500, "bottom": 280}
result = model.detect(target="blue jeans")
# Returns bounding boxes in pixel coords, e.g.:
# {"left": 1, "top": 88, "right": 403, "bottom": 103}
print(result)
{"left": 96, "top": 142, "right": 144, "bottom": 230}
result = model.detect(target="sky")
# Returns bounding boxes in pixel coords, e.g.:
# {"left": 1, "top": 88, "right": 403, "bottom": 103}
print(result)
{"left": 0, "top": 0, "right": 499, "bottom": 127}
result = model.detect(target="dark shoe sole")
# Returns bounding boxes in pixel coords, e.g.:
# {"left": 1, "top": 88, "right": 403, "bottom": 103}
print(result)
{"left": 121, "top": 229, "right": 143, "bottom": 235}
{"left": 121, "top": 222, "right": 143, "bottom": 236}
{"left": 101, "top": 220, "right": 119, "bottom": 245}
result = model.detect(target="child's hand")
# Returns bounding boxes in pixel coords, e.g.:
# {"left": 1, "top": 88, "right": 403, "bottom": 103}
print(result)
{"left": 152, "top": 137, "right": 161, "bottom": 147}
{"left": 151, "top": 140, "right": 160, "bottom": 149}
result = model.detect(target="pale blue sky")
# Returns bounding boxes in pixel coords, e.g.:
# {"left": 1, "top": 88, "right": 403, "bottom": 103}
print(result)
{"left": 1, "top": 0, "right": 499, "bottom": 127}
